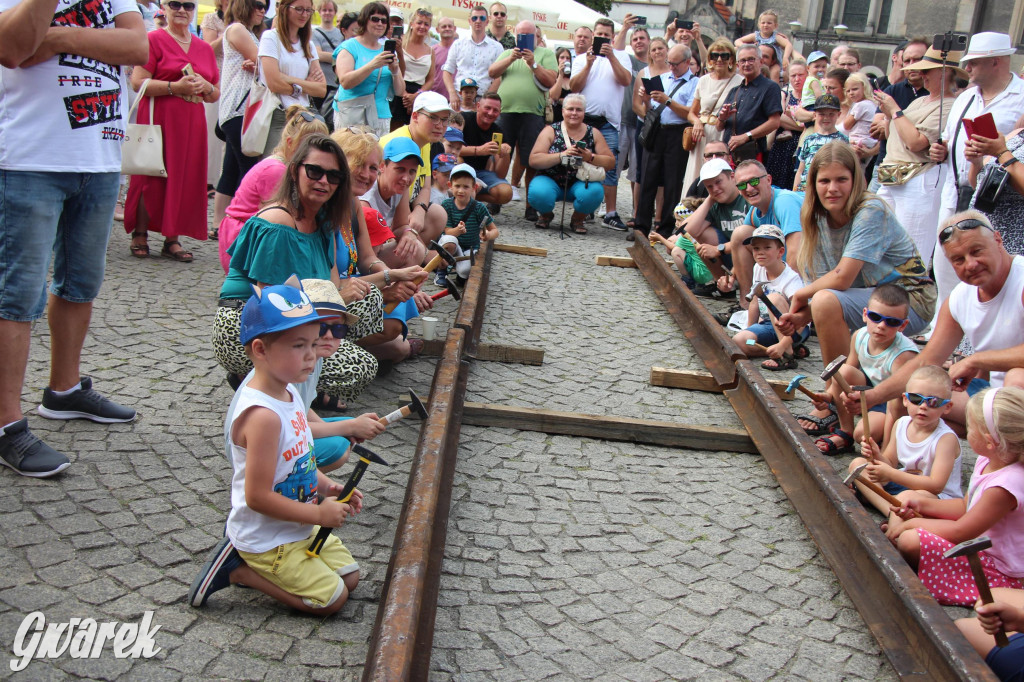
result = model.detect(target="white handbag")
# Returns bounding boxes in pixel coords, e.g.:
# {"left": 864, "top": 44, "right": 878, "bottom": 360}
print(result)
{"left": 121, "top": 79, "right": 166, "bottom": 177}
{"left": 241, "top": 65, "right": 280, "bottom": 157}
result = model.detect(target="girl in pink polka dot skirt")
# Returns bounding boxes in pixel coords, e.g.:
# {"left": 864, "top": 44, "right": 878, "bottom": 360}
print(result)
{"left": 885, "top": 387, "right": 1024, "bottom": 606}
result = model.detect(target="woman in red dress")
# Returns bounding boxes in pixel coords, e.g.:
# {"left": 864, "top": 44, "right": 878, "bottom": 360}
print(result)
{"left": 127, "top": 0, "right": 220, "bottom": 262}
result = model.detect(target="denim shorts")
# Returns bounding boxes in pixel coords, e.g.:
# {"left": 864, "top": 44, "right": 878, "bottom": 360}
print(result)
{"left": 475, "top": 169, "right": 510, "bottom": 192}
{"left": 0, "top": 170, "right": 119, "bottom": 321}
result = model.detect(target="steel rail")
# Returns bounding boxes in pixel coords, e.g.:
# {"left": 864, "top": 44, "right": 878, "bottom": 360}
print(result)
{"left": 629, "top": 234, "right": 995, "bottom": 681}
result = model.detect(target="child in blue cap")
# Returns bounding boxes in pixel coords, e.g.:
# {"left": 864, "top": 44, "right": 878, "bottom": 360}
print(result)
{"left": 189, "top": 276, "right": 362, "bottom": 615}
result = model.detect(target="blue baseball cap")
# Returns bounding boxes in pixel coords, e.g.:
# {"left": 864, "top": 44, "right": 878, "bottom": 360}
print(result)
{"left": 382, "top": 136, "right": 423, "bottom": 165}
{"left": 807, "top": 50, "right": 827, "bottom": 64}
{"left": 444, "top": 126, "right": 464, "bottom": 143}
{"left": 432, "top": 153, "right": 457, "bottom": 172}
{"left": 459, "top": 77, "right": 478, "bottom": 90}
{"left": 450, "top": 162, "right": 477, "bottom": 181}
{"left": 239, "top": 276, "right": 339, "bottom": 346}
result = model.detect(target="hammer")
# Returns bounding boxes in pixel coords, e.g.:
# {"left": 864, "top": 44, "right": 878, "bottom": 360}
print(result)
{"left": 821, "top": 355, "right": 856, "bottom": 396}
{"left": 786, "top": 374, "right": 821, "bottom": 401}
{"left": 843, "top": 462, "right": 911, "bottom": 512}
{"left": 944, "top": 537, "right": 1010, "bottom": 648}
{"left": 744, "top": 339, "right": 769, "bottom": 353}
{"left": 751, "top": 282, "right": 804, "bottom": 345}
{"left": 850, "top": 384, "right": 875, "bottom": 445}
{"left": 377, "top": 389, "right": 427, "bottom": 426}
{"left": 383, "top": 241, "right": 457, "bottom": 313}
{"left": 307, "top": 444, "right": 389, "bottom": 557}
{"left": 430, "top": 277, "right": 462, "bottom": 302}
{"left": 455, "top": 250, "right": 477, "bottom": 266}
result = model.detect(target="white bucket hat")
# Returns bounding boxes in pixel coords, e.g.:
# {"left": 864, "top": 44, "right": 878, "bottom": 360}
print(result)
{"left": 960, "top": 32, "right": 1016, "bottom": 62}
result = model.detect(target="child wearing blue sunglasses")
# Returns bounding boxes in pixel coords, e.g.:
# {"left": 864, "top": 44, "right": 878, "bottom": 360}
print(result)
{"left": 852, "top": 365, "right": 962, "bottom": 526}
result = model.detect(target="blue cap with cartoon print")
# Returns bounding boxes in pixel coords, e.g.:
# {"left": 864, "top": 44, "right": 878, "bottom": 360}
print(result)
{"left": 239, "top": 275, "right": 339, "bottom": 346}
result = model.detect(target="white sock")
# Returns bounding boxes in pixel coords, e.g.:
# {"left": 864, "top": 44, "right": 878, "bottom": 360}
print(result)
{"left": 51, "top": 382, "right": 82, "bottom": 397}
{"left": 606, "top": 211, "right": 617, "bottom": 217}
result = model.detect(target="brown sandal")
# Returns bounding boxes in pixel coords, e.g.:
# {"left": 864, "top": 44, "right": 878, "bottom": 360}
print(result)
{"left": 130, "top": 232, "right": 149, "bottom": 258}
{"left": 570, "top": 212, "right": 588, "bottom": 234}
{"left": 161, "top": 240, "right": 193, "bottom": 263}
{"left": 535, "top": 212, "right": 553, "bottom": 229}
{"left": 407, "top": 337, "right": 425, "bottom": 359}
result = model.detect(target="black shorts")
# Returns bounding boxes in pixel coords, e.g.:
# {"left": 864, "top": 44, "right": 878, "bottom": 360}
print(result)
{"left": 497, "top": 112, "right": 546, "bottom": 166}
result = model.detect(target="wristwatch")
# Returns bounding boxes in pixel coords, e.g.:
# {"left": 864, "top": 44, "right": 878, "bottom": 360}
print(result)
{"left": 717, "top": 243, "right": 727, "bottom": 253}
{"left": 894, "top": 110, "right": 905, "bottom": 119}
{"left": 746, "top": 131, "right": 753, "bottom": 141}
{"left": 531, "top": 61, "right": 538, "bottom": 69}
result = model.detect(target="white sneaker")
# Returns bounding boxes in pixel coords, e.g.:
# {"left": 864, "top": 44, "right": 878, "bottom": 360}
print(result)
{"left": 510, "top": 185, "right": 521, "bottom": 201}
{"left": 597, "top": 202, "right": 607, "bottom": 218}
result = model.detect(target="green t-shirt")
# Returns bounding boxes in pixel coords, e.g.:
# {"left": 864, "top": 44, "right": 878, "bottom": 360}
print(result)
{"left": 220, "top": 216, "right": 335, "bottom": 300}
{"left": 707, "top": 193, "right": 749, "bottom": 239}
{"left": 442, "top": 197, "right": 493, "bottom": 251}
{"left": 495, "top": 46, "right": 557, "bottom": 115}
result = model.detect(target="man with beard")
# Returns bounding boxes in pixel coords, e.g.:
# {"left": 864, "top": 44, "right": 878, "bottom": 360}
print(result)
{"left": 457, "top": 92, "right": 513, "bottom": 209}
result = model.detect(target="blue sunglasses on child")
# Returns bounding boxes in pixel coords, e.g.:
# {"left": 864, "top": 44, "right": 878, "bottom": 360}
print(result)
{"left": 865, "top": 309, "right": 906, "bottom": 328}
{"left": 903, "top": 392, "right": 951, "bottom": 408}
{"left": 319, "top": 322, "right": 348, "bottom": 339}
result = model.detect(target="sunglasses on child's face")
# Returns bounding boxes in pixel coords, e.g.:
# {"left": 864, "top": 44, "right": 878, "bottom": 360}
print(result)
{"left": 302, "top": 163, "right": 344, "bottom": 185}
{"left": 319, "top": 322, "right": 349, "bottom": 339}
{"left": 865, "top": 309, "right": 906, "bottom": 328}
{"left": 904, "top": 392, "right": 951, "bottom": 408}
{"left": 735, "top": 175, "right": 766, "bottom": 191}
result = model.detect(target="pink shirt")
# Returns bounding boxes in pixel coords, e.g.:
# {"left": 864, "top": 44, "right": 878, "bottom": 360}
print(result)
{"left": 430, "top": 41, "right": 453, "bottom": 96}
{"left": 966, "top": 457, "right": 1024, "bottom": 577}
{"left": 218, "top": 157, "right": 286, "bottom": 273}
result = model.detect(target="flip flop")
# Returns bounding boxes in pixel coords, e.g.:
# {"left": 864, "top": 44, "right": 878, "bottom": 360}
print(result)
{"left": 761, "top": 355, "right": 797, "bottom": 371}
{"left": 310, "top": 392, "right": 346, "bottom": 412}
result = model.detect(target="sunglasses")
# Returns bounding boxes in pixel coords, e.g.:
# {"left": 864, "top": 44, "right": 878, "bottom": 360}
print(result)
{"left": 253, "top": 2, "right": 266, "bottom": 9}
{"left": 903, "top": 392, "right": 951, "bottom": 408}
{"left": 865, "top": 309, "right": 906, "bottom": 328}
{"left": 470, "top": 15, "right": 487, "bottom": 21}
{"left": 938, "top": 217, "right": 993, "bottom": 245}
{"left": 708, "top": 51, "right": 731, "bottom": 61}
{"left": 298, "top": 110, "right": 326, "bottom": 124}
{"left": 735, "top": 175, "right": 766, "bottom": 191}
{"left": 704, "top": 151, "right": 728, "bottom": 159}
{"left": 346, "top": 125, "right": 379, "bottom": 140}
{"left": 166, "top": 1, "right": 195, "bottom": 9}
{"left": 492, "top": 11, "right": 505, "bottom": 16}
{"left": 319, "top": 322, "right": 349, "bottom": 339}
{"left": 368, "top": 15, "right": 387, "bottom": 23}
{"left": 302, "top": 163, "right": 344, "bottom": 185}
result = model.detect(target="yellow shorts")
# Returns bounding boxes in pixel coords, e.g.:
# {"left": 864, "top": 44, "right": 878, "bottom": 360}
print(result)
{"left": 238, "top": 529, "right": 359, "bottom": 608}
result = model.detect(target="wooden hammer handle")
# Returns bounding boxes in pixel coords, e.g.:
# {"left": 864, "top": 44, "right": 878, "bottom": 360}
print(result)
{"left": 378, "top": 405, "right": 411, "bottom": 426}
{"left": 858, "top": 477, "right": 906, "bottom": 510}
{"left": 968, "top": 553, "right": 1011, "bottom": 647}
{"left": 795, "top": 384, "right": 820, "bottom": 400}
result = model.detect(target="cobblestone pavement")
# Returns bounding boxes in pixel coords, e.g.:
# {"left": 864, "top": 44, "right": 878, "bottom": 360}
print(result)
{"left": 0, "top": 187, "right": 904, "bottom": 679}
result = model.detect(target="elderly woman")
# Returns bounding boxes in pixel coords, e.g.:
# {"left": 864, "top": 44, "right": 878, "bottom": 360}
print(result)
{"left": 211, "top": 0, "right": 266, "bottom": 243}
{"left": 874, "top": 48, "right": 963, "bottom": 269}
{"left": 684, "top": 39, "right": 742, "bottom": 190}
{"left": 776, "top": 142, "right": 936, "bottom": 434}
{"left": 214, "top": 134, "right": 393, "bottom": 407}
{"left": 333, "top": 2, "right": 404, "bottom": 137}
{"left": 126, "top": 0, "right": 220, "bottom": 263}
{"left": 257, "top": 0, "right": 326, "bottom": 156}
{"left": 965, "top": 117, "right": 1024, "bottom": 256}
{"left": 527, "top": 93, "right": 615, "bottom": 234}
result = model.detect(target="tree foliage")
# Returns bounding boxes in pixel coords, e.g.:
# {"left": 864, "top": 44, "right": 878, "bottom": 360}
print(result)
{"left": 575, "top": 0, "right": 612, "bottom": 18}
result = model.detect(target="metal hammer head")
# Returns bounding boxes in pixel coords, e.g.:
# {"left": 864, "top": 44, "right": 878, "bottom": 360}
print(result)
{"left": 444, "top": 277, "right": 461, "bottom": 301}
{"left": 352, "top": 444, "right": 389, "bottom": 466}
{"left": 786, "top": 374, "right": 808, "bottom": 393}
{"left": 944, "top": 536, "right": 993, "bottom": 559}
{"left": 429, "top": 240, "right": 457, "bottom": 267}
{"left": 752, "top": 282, "right": 768, "bottom": 299}
{"left": 406, "top": 389, "right": 428, "bottom": 420}
{"left": 820, "top": 355, "right": 848, "bottom": 382}
{"left": 842, "top": 462, "right": 868, "bottom": 486}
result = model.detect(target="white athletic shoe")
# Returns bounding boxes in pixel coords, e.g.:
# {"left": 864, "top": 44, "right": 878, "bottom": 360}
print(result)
{"left": 510, "top": 185, "right": 521, "bottom": 201}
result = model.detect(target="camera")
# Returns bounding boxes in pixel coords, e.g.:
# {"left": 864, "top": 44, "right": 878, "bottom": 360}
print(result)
{"left": 932, "top": 31, "right": 968, "bottom": 53}
{"left": 679, "top": 20, "right": 694, "bottom": 30}
{"left": 562, "top": 63, "right": 571, "bottom": 76}
{"left": 635, "top": 16, "right": 646, "bottom": 25}
{"left": 391, "top": 25, "right": 404, "bottom": 39}
{"left": 561, "top": 154, "right": 581, "bottom": 168}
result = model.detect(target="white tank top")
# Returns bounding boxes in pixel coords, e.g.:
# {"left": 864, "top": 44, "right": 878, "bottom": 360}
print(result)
{"left": 948, "top": 255, "right": 1024, "bottom": 387}
{"left": 403, "top": 49, "right": 432, "bottom": 84}
{"left": 893, "top": 415, "right": 963, "bottom": 499}
{"left": 225, "top": 384, "right": 320, "bottom": 553}
{"left": 219, "top": 25, "right": 260, "bottom": 125}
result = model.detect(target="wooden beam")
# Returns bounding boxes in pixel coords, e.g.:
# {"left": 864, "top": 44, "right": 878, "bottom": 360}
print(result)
{"left": 651, "top": 366, "right": 794, "bottom": 401}
{"left": 461, "top": 402, "right": 756, "bottom": 453}
{"left": 595, "top": 255, "right": 638, "bottom": 268}
{"left": 416, "top": 340, "right": 544, "bottom": 366}
{"left": 493, "top": 243, "right": 547, "bottom": 257}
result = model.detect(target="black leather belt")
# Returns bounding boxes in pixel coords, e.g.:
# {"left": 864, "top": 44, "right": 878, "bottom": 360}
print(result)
{"left": 217, "top": 298, "right": 246, "bottom": 309}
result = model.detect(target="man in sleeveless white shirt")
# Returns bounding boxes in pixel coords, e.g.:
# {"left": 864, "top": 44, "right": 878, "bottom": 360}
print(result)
{"left": 858, "top": 211, "right": 1024, "bottom": 434}
{"left": 0, "top": 0, "right": 147, "bottom": 477}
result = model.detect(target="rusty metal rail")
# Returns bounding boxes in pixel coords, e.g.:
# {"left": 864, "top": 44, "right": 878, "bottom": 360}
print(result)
{"left": 362, "top": 232, "right": 995, "bottom": 681}
{"left": 629, "top": 235, "right": 995, "bottom": 681}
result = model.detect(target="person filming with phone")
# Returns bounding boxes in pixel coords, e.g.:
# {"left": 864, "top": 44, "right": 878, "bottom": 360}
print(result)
{"left": 333, "top": 2, "right": 404, "bottom": 137}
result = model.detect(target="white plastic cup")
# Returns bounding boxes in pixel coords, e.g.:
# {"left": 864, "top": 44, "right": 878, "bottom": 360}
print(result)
{"left": 421, "top": 316, "right": 439, "bottom": 341}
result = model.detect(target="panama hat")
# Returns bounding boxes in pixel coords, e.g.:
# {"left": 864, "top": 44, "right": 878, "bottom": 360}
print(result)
{"left": 960, "top": 32, "right": 1016, "bottom": 62}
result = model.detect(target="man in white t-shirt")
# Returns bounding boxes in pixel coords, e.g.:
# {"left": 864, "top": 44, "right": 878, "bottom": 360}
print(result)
{"left": 569, "top": 17, "right": 632, "bottom": 230}
{"left": 0, "top": 0, "right": 147, "bottom": 477}
{"left": 442, "top": 5, "right": 502, "bottom": 110}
